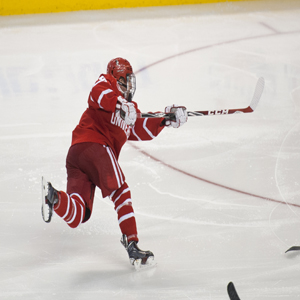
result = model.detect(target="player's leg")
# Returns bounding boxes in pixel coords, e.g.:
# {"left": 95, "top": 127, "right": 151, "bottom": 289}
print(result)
{"left": 79, "top": 143, "right": 154, "bottom": 267}
{"left": 53, "top": 189, "right": 87, "bottom": 228}
{"left": 72, "top": 143, "right": 137, "bottom": 236}
{"left": 43, "top": 143, "right": 96, "bottom": 228}
{"left": 110, "top": 183, "right": 154, "bottom": 267}
{"left": 110, "top": 182, "right": 138, "bottom": 243}
{"left": 44, "top": 180, "right": 89, "bottom": 229}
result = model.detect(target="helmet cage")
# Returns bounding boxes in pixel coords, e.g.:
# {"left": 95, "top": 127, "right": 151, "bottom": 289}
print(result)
{"left": 118, "top": 73, "right": 136, "bottom": 102}
{"left": 107, "top": 58, "right": 136, "bottom": 101}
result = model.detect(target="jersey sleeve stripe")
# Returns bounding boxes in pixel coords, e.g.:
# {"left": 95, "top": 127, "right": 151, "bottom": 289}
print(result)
{"left": 131, "top": 126, "right": 142, "bottom": 141}
{"left": 97, "top": 89, "right": 113, "bottom": 108}
{"left": 143, "top": 118, "right": 156, "bottom": 139}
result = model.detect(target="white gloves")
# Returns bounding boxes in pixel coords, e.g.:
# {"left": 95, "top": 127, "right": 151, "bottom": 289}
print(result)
{"left": 117, "top": 96, "right": 137, "bottom": 126}
{"left": 165, "top": 104, "right": 188, "bottom": 128}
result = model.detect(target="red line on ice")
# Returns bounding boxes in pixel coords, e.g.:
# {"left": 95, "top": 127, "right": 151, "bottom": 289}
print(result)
{"left": 132, "top": 29, "right": 300, "bottom": 209}
{"left": 129, "top": 143, "right": 300, "bottom": 208}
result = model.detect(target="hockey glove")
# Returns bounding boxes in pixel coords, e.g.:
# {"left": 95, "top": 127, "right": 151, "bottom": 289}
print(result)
{"left": 164, "top": 104, "right": 188, "bottom": 128}
{"left": 118, "top": 96, "right": 137, "bottom": 126}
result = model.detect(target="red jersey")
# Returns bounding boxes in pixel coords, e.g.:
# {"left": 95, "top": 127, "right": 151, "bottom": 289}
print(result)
{"left": 71, "top": 74, "right": 165, "bottom": 159}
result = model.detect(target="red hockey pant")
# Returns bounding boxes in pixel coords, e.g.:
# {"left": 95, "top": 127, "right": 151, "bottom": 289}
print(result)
{"left": 53, "top": 143, "right": 138, "bottom": 242}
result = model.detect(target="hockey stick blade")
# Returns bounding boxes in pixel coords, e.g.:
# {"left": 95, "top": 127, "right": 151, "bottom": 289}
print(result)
{"left": 249, "top": 77, "right": 265, "bottom": 111}
{"left": 285, "top": 246, "right": 300, "bottom": 253}
{"left": 138, "top": 77, "right": 265, "bottom": 119}
{"left": 227, "top": 282, "right": 241, "bottom": 300}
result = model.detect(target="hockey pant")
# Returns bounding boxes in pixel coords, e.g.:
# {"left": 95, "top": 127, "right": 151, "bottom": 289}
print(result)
{"left": 53, "top": 143, "right": 138, "bottom": 242}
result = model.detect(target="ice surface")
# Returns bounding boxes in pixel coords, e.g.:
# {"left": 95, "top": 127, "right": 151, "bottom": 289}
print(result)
{"left": 1, "top": 0, "right": 300, "bottom": 299}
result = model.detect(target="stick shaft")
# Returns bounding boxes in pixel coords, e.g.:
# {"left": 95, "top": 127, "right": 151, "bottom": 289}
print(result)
{"left": 138, "top": 105, "right": 252, "bottom": 120}
{"left": 139, "top": 77, "right": 264, "bottom": 120}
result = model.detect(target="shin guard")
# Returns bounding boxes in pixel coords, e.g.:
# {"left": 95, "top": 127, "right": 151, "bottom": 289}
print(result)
{"left": 54, "top": 191, "right": 86, "bottom": 228}
{"left": 111, "top": 183, "right": 138, "bottom": 242}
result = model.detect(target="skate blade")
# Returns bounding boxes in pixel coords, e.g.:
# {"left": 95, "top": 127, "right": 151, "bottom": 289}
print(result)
{"left": 41, "top": 176, "right": 52, "bottom": 223}
{"left": 133, "top": 256, "right": 156, "bottom": 271}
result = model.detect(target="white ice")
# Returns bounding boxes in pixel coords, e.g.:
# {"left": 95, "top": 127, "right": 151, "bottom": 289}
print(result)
{"left": 1, "top": 0, "right": 300, "bottom": 299}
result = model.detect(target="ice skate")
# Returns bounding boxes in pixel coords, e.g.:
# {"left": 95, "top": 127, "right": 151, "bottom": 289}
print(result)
{"left": 121, "top": 234, "right": 155, "bottom": 270}
{"left": 41, "top": 177, "right": 59, "bottom": 223}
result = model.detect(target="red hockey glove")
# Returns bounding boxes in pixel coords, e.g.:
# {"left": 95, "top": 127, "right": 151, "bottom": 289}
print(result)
{"left": 164, "top": 105, "right": 188, "bottom": 128}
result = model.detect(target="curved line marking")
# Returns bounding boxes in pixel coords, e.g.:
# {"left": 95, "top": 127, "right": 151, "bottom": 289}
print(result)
{"left": 129, "top": 143, "right": 300, "bottom": 209}
{"left": 135, "top": 30, "right": 300, "bottom": 74}
{"left": 131, "top": 29, "right": 300, "bottom": 209}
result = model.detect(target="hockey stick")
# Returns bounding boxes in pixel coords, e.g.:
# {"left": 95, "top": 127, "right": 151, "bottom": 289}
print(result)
{"left": 285, "top": 246, "right": 300, "bottom": 253}
{"left": 138, "top": 77, "right": 265, "bottom": 120}
{"left": 227, "top": 282, "right": 241, "bottom": 300}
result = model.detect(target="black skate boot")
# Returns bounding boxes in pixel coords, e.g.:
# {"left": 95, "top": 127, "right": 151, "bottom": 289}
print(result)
{"left": 120, "top": 234, "right": 155, "bottom": 269}
{"left": 41, "top": 177, "right": 59, "bottom": 223}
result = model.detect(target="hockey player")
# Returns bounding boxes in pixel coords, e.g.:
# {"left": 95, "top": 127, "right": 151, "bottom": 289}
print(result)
{"left": 42, "top": 57, "right": 188, "bottom": 268}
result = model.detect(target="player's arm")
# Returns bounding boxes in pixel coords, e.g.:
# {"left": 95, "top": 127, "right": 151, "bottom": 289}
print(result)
{"left": 129, "top": 116, "right": 164, "bottom": 141}
{"left": 88, "top": 75, "right": 119, "bottom": 112}
{"left": 129, "top": 104, "right": 187, "bottom": 141}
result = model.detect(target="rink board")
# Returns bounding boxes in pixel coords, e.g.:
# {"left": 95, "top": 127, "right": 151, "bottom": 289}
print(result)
{"left": 1, "top": 0, "right": 255, "bottom": 16}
